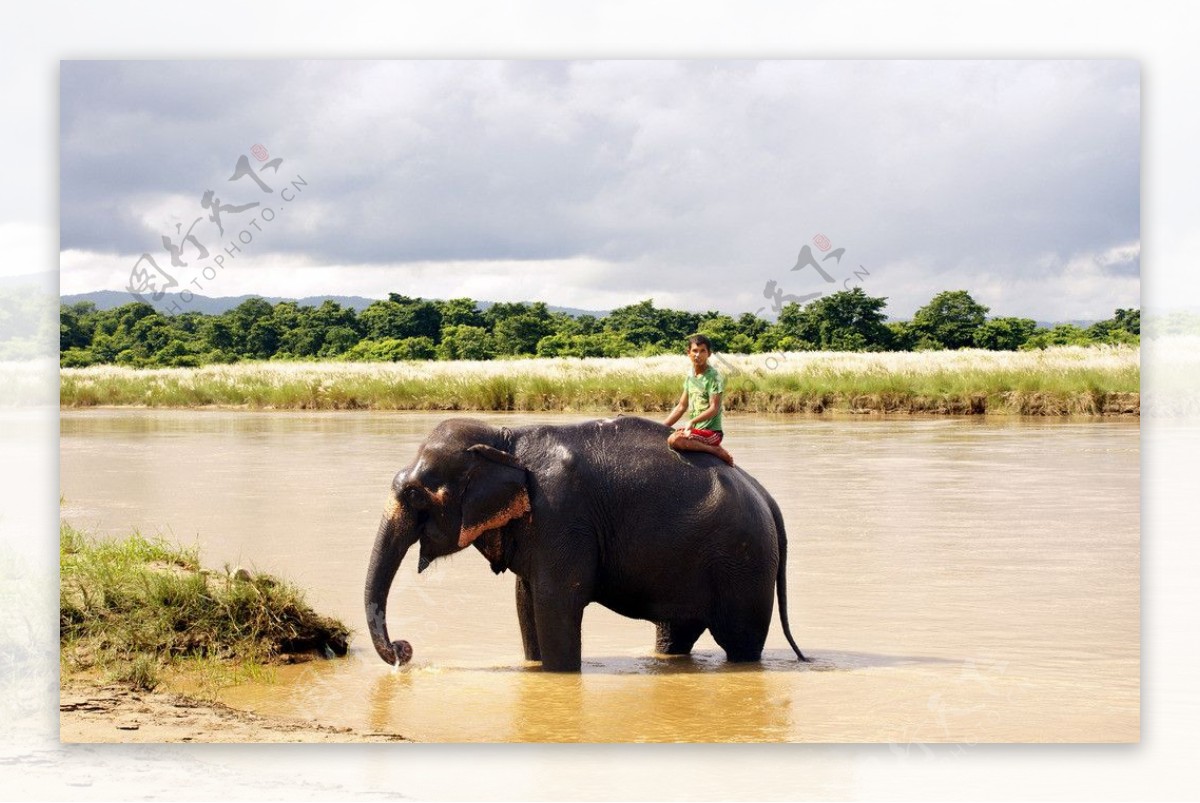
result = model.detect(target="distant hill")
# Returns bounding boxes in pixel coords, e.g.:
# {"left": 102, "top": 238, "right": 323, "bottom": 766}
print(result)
{"left": 59, "top": 290, "right": 607, "bottom": 319}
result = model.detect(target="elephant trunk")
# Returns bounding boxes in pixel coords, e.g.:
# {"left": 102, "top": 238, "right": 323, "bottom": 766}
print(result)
{"left": 364, "top": 502, "right": 419, "bottom": 665}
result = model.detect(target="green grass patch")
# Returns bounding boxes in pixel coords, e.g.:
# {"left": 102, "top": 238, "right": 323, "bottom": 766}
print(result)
{"left": 60, "top": 522, "right": 350, "bottom": 692}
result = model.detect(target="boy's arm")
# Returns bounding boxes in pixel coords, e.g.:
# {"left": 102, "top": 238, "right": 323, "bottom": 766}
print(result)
{"left": 663, "top": 390, "right": 689, "bottom": 427}
{"left": 689, "top": 393, "right": 722, "bottom": 428}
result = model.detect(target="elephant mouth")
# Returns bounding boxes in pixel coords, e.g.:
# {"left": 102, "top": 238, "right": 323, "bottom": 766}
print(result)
{"left": 414, "top": 509, "right": 463, "bottom": 573}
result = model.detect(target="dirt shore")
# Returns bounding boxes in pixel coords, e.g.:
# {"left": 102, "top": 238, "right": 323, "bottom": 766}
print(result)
{"left": 59, "top": 678, "right": 409, "bottom": 743}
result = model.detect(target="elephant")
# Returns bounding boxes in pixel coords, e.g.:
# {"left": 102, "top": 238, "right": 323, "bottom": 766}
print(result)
{"left": 365, "top": 415, "right": 808, "bottom": 672}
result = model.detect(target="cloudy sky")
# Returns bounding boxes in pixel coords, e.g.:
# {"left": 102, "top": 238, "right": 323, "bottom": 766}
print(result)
{"left": 59, "top": 60, "right": 1139, "bottom": 320}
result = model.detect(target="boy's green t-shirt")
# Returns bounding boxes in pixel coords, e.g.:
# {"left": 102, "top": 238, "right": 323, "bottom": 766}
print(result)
{"left": 684, "top": 365, "right": 725, "bottom": 432}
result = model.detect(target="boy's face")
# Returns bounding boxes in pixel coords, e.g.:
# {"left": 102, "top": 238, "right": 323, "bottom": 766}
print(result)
{"left": 688, "top": 341, "right": 711, "bottom": 368}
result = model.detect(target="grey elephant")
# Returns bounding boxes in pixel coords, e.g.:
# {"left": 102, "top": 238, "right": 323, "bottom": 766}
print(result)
{"left": 365, "top": 416, "right": 808, "bottom": 672}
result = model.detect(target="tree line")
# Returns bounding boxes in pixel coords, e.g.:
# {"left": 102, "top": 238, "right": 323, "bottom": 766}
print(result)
{"left": 59, "top": 289, "right": 1141, "bottom": 368}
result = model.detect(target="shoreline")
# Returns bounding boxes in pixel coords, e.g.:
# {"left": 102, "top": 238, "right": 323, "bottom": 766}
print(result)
{"left": 59, "top": 398, "right": 1141, "bottom": 416}
{"left": 59, "top": 525, "right": 383, "bottom": 743}
{"left": 59, "top": 678, "right": 409, "bottom": 743}
{"left": 57, "top": 348, "right": 1141, "bottom": 416}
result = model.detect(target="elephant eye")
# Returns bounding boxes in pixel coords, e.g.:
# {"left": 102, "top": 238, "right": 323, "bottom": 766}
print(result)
{"left": 402, "top": 485, "right": 425, "bottom": 507}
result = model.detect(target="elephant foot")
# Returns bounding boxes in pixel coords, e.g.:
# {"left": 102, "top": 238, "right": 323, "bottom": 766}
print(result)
{"left": 723, "top": 650, "right": 763, "bottom": 663}
{"left": 540, "top": 659, "right": 582, "bottom": 673}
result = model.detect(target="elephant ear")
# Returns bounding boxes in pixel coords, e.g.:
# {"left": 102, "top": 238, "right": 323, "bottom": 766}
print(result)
{"left": 458, "top": 444, "right": 532, "bottom": 548}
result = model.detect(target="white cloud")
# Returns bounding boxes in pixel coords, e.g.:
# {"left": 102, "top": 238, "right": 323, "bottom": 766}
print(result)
{"left": 966, "top": 242, "right": 1141, "bottom": 320}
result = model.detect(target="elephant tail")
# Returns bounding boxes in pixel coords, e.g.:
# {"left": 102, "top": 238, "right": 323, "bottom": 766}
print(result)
{"left": 772, "top": 502, "right": 809, "bottom": 663}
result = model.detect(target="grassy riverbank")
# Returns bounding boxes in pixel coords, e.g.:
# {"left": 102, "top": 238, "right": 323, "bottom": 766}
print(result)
{"left": 59, "top": 346, "right": 1140, "bottom": 416}
{"left": 60, "top": 523, "right": 350, "bottom": 693}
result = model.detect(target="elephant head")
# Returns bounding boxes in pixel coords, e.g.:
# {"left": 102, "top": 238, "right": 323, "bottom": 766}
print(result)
{"left": 364, "top": 420, "right": 531, "bottom": 665}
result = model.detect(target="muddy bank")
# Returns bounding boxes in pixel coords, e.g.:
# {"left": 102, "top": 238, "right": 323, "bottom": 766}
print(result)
{"left": 59, "top": 679, "right": 409, "bottom": 743}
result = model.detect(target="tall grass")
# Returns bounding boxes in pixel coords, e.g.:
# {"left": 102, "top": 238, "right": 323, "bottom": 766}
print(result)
{"left": 60, "top": 522, "right": 350, "bottom": 691}
{"left": 59, "top": 346, "right": 1140, "bottom": 415}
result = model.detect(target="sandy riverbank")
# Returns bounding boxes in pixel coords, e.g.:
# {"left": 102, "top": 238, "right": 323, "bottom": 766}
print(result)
{"left": 59, "top": 678, "right": 409, "bottom": 743}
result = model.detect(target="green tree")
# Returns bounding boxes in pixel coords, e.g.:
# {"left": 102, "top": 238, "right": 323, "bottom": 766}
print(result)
{"left": 311, "top": 300, "right": 362, "bottom": 336}
{"left": 89, "top": 331, "right": 120, "bottom": 362}
{"left": 361, "top": 296, "right": 442, "bottom": 342}
{"left": 536, "top": 331, "right": 637, "bottom": 358}
{"left": 777, "top": 289, "right": 891, "bottom": 351}
{"left": 534, "top": 333, "right": 577, "bottom": 358}
{"left": 753, "top": 322, "right": 814, "bottom": 353}
{"left": 259, "top": 300, "right": 364, "bottom": 359}
{"left": 1020, "top": 324, "right": 1095, "bottom": 350}
{"left": 1087, "top": 308, "right": 1141, "bottom": 344}
{"left": 90, "top": 306, "right": 120, "bottom": 338}
{"left": 482, "top": 301, "right": 532, "bottom": 329}
{"left": 203, "top": 317, "right": 237, "bottom": 352}
{"left": 694, "top": 313, "right": 742, "bottom": 353}
{"left": 724, "top": 333, "right": 756, "bottom": 354}
{"left": 910, "top": 290, "right": 989, "bottom": 349}
{"left": 604, "top": 299, "right": 699, "bottom": 350}
{"left": 973, "top": 317, "right": 1038, "bottom": 351}
{"left": 268, "top": 302, "right": 313, "bottom": 358}
{"left": 227, "top": 298, "right": 275, "bottom": 352}
{"left": 557, "top": 314, "right": 602, "bottom": 336}
{"left": 270, "top": 301, "right": 304, "bottom": 333}
{"left": 153, "top": 339, "right": 203, "bottom": 367}
{"left": 115, "top": 301, "right": 157, "bottom": 329}
{"left": 886, "top": 321, "right": 914, "bottom": 351}
{"left": 437, "top": 325, "right": 497, "bottom": 360}
{"left": 78, "top": 302, "right": 160, "bottom": 365}
{"left": 735, "top": 312, "right": 768, "bottom": 347}
{"left": 277, "top": 325, "right": 323, "bottom": 358}
{"left": 246, "top": 318, "right": 282, "bottom": 358}
{"left": 319, "top": 325, "right": 360, "bottom": 357}
{"left": 130, "top": 313, "right": 174, "bottom": 354}
{"left": 343, "top": 337, "right": 437, "bottom": 361}
{"left": 437, "top": 298, "right": 486, "bottom": 329}
{"left": 491, "top": 303, "right": 556, "bottom": 356}
{"left": 60, "top": 348, "right": 97, "bottom": 367}
{"left": 1101, "top": 328, "right": 1140, "bottom": 346}
{"left": 172, "top": 310, "right": 207, "bottom": 336}
{"left": 59, "top": 301, "right": 96, "bottom": 352}
{"left": 1115, "top": 308, "right": 1140, "bottom": 335}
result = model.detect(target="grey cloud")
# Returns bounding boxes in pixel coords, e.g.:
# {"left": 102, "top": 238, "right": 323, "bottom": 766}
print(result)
{"left": 60, "top": 60, "right": 1139, "bottom": 318}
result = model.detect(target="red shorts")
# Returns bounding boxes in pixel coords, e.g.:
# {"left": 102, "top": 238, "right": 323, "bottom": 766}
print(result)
{"left": 687, "top": 428, "right": 724, "bottom": 446}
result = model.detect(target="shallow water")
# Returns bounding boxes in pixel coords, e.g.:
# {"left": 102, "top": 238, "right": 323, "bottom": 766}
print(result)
{"left": 60, "top": 410, "right": 1139, "bottom": 742}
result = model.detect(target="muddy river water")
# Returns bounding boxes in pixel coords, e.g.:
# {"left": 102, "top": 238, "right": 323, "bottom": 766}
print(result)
{"left": 59, "top": 410, "right": 1139, "bottom": 742}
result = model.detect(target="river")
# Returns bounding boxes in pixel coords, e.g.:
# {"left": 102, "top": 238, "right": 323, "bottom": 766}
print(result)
{"left": 59, "top": 410, "right": 1139, "bottom": 742}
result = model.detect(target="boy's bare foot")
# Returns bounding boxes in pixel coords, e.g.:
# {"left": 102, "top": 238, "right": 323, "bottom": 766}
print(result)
{"left": 668, "top": 431, "right": 735, "bottom": 466}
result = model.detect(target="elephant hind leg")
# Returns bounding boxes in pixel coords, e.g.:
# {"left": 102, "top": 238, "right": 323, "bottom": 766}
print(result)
{"left": 655, "top": 620, "right": 707, "bottom": 656}
{"left": 709, "top": 598, "right": 770, "bottom": 663}
{"left": 710, "top": 626, "right": 765, "bottom": 662}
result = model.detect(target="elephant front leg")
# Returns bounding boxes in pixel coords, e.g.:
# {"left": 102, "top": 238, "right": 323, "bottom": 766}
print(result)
{"left": 515, "top": 576, "right": 541, "bottom": 662}
{"left": 531, "top": 585, "right": 587, "bottom": 672}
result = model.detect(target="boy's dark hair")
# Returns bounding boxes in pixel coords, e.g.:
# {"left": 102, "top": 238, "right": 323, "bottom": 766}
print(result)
{"left": 686, "top": 333, "right": 713, "bottom": 351}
